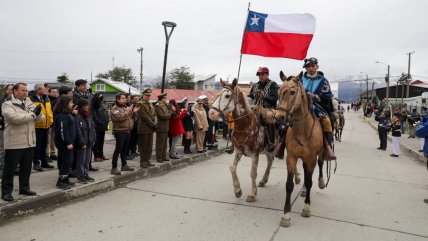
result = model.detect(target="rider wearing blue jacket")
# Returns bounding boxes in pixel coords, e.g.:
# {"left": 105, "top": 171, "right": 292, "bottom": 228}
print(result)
{"left": 300, "top": 57, "right": 336, "bottom": 160}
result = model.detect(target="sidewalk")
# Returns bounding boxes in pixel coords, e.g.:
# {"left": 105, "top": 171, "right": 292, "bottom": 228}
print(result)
{"left": 0, "top": 134, "right": 227, "bottom": 224}
{"left": 364, "top": 115, "right": 427, "bottom": 164}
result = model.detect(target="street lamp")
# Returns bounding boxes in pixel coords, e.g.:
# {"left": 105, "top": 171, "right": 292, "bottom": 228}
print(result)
{"left": 360, "top": 72, "right": 369, "bottom": 105}
{"left": 160, "top": 21, "right": 177, "bottom": 93}
{"left": 375, "top": 61, "right": 390, "bottom": 107}
{"left": 137, "top": 46, "right": 143, "bottom": 91}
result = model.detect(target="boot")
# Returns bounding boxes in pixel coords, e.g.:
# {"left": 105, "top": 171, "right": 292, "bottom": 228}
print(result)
{"left": 56, "top": 176, "right": 71, "bottom": 190}
{"left": 266, "top": 124, "right": 275, "bottom": 152}
{"left": 225, "top": 145, "right": 235, "bottom": 154}
{"left": 323, "top": 132, "right": 337, "bottom": 161}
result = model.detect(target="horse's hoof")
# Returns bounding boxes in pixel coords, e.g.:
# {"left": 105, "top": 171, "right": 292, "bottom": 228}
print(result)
{"left": 258, "top": 181, "right": 266, "bottom": 187}
{"left": 295, "top": 176, "right": 301, "bottom": 185}
{"left": 301, "top": 204, "right": 311, "bottom": 217}
{"left": 235, "top": 190, "right": 242, "bottom": 198}
{"left": 280, "top": 213, "right": 291, "bottom": 227}
{"left": 318, "top": 178, "right": 326, "bottom": 189}
{"left": 300, "top": 190, "right": 306, "bottom": 197}
{"left": 246, "top": 195, "right": 256, "bottom": 202}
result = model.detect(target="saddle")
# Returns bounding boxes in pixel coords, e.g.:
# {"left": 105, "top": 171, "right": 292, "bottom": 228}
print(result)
{"left": 250, "top": 97, "right": 276, "bottom": 125}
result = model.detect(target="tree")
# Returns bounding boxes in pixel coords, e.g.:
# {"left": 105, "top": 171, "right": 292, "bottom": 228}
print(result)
{"left": 96, "top": 66, "right": 136, "bottom": 85}
{"left": 57, "top": 73, "right": 70, "bottom": 83}
{"left": 167, "top": 66, "right": 195, "bottom": 90}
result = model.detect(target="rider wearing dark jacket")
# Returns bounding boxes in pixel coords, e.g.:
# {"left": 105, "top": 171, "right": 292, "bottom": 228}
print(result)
{"left": 248, "top": 67, "right": 279, "bottom": 152}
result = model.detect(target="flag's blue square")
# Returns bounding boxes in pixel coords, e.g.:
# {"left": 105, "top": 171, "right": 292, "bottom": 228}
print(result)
{"left": 246, "top": 11, "right": 267, "bottom": 32}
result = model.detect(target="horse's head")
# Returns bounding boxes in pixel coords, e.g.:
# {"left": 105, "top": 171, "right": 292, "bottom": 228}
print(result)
{"left": 208, "top": 78, "right": 238, "bottom": 121}
{"left": 275, "top": 71, "right": 306, "bottom": 122}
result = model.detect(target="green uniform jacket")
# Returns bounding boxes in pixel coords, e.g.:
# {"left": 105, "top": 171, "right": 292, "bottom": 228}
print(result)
{"left": 137, "top": 100, "right": 156, "bottom": 134}
{"left": 154, "top": 102, "right": 172, "bottom": 133}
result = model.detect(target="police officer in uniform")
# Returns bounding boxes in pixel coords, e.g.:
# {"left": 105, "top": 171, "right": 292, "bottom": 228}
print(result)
{"left": 137, "top": 88, "right": 156, "bottom": 168}
{"left": 154, "top": 93, "right": 174, "bottom": 163}
{"left": 248, "top": 67, "right": 279, "bottom": 152}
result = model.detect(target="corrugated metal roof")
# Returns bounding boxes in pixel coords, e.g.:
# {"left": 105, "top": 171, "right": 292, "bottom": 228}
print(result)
{"left": 94, "top": 79, "right": 141, "bottom": 95}
{"left": 193, "top": 74, "right": 217, "bottom": 83}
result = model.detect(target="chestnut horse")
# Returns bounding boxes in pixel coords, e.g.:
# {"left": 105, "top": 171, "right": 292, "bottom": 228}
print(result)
{"left": 208, "top": 78, "right": 275, "bottom": 203}
{"left": 275, "top": 71, "right": 326, "bottom": 227}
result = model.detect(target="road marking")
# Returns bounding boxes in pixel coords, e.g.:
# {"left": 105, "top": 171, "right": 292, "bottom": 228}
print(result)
{"left": 125, "top": 186, "right": 428, "bottom": 239}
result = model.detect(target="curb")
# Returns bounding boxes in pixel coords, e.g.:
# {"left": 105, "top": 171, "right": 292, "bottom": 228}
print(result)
{"left": 364, "top": 117, "right": 427, "bottom": 164}
{"left": 0, "top": 147, "right": 226, "bottom": 225}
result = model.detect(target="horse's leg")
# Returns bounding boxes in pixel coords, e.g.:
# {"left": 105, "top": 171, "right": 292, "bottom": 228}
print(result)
{"left": 280, "top": 156, "right": 297, "bottom": 227}
{"left": 295, "top": 160, "right": 301, "bottom": 185}
{"left": 246, "top": 154, "right": 259, "bottom": 202}
{"left": 258, "top": 153, "right": 274, "bottom": 187}
{"left": 302, "top": 160, "right": 315, "bottom": 217}
{"left": 318, "top": 157, "right": 326, "bottom": 189}
{"left": 230, "top": 152, "right": 243, "bottom": 198}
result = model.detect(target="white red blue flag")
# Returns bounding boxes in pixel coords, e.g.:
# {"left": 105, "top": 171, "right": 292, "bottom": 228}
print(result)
{"left": 241, "top": 11, "right": 316, "bottom": 60}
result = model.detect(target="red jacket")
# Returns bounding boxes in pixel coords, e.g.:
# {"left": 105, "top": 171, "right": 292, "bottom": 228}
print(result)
{"left": 169, "top": 109, "right": 187, "bottom": 137}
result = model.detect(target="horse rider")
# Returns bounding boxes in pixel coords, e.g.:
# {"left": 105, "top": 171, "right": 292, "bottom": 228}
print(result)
{"left": 300, "top": 57, "right": 337, "bottom": 160}
{"left": 248, "top": 67, "right": 279, "bottom": 152}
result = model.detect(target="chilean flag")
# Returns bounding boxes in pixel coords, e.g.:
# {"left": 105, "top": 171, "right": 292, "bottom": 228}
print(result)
{"left": 241, "top": 11, "right": 316, "bottom": 60}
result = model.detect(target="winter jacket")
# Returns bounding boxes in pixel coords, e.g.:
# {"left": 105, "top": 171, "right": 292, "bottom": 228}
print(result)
{"left": 2, "top": 94, "right": 44, "bottom": 149}
{"left": 74, "top": 113, "right": 96, "bottom": 147}
{"left": 391, "top": 119, "right": 401, "bottom": 137}
{"left": 248, "top": 79, "right": 279, "bottom": 108}
{"left": 54, "top": 112, "right": 77, "bottom": 147}
{"left": 193, "top": 104, "right": 208, "bottom": 132}
{"left": 300, "top": 71, "right": 334, "bottom": 117}
{"left": 182, "top": 108, "right": 194, "bottom": 132}
{"left": 169, "top": 109, "right": 187, "bottom": 137}
{"left": 110, "top": 105, "right": 134, "bottom": 132}
{"left": 154, "top": 102, "right": 173, "bottom": 133}
{"left": 30, "top": 94, "right": 53, "bottom": 128}
{"left": 0, "top": 94, "right": 11, "bottom": 130}
{"left": 92, "top": 104, "right": 109, "bottom": 132}
{"left": 72, "top": 89, "right": 93, "bottom": 107}
{"left": 137, "top": 99, "right": 156, "bottom": 134}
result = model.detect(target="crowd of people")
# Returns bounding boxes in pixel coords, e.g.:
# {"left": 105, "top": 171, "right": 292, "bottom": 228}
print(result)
{"left": 374, "top": 105, "right": 428, "bottom": 158}
{"left": 0, "top": 80, "right": 218, "bottom": 202}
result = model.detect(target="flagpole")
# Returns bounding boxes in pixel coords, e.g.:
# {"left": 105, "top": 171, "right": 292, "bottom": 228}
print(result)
{"left": 237, "top": 2, "right": 251, "bottom": 81}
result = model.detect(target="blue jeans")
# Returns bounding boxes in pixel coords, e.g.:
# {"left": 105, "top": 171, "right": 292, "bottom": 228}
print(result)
{"left": 76, "top": 146, "right": 92, "bottom": 177}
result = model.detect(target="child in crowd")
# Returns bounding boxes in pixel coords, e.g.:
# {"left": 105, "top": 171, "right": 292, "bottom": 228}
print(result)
{"left": 74, "top": 99, "right": 96, "bottom": 183}
{"left": 53, "top": 95, "right": 76, "bottom": 189}
{"left": 390, "top": 113, "right": 401, "bottom": 157}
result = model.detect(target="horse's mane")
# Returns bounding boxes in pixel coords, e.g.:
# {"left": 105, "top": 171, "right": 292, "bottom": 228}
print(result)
{"left": 231, "top": 84, "right": 252, "bottom": 114}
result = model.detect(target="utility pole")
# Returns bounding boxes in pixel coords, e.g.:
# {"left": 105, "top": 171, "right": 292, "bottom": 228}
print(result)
{"left": 137, "top": 47, "right": 144, "bottom": 91}
{"left": 406, "top": 51, "right": 415, "bottom": 98}
{"left": 386, "top": 64, "right": 390, "bottom": 107}
{"left": 366, "top": 74, "right": 369, "bottom": 104}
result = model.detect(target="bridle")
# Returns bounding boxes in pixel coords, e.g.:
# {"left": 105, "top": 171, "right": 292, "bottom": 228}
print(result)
{"left": 277, "top": 79, "right": 315, "bottom": 146}
{"left": 211, "top": 86, "right": 250, "bottom": 124}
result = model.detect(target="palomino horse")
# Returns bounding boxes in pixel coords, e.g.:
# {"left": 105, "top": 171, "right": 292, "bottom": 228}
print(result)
{"left": 208, "top": 78, "right": 275, "bottom": 203}
{"left": 275, "top": 71, "right": 326, "bottom": 227}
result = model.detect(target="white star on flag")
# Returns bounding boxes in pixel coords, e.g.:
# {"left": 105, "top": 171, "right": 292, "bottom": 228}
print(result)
{"left": 250, "top": 14, "right": 260, "bottom": 26}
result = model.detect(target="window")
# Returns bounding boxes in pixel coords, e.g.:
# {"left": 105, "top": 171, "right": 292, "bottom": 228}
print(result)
{"left": 96, "top": 84, "right": 105, "bottom": 91}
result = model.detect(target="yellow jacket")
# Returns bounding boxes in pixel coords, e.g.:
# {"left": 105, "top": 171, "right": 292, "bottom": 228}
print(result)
{"left": 30, "top": 95, "right": 53, "bottom": 128}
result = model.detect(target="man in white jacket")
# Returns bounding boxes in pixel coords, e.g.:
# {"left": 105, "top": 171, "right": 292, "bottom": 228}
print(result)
{"left": 1, "top": 83, "right": 44, "bottom": 202}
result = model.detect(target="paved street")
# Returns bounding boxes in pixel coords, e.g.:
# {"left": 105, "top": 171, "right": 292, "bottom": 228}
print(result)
{"left": 1, "top": 111, "right": 428, "bottom": 241}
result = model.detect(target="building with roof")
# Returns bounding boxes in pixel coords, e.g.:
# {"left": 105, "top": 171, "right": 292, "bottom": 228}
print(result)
{"left": 193, "top": 74, "right": 217, "bottom": 90}
{"left": 90, "top": 78, "right": 141, "bottom": 103}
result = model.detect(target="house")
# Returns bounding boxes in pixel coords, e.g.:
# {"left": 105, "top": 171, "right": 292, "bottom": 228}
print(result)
{"left": 193, "top": 74, "right": 217, "bottom": 90}
{"left": 90, "top": 79, "right": 141, "bottom": 104}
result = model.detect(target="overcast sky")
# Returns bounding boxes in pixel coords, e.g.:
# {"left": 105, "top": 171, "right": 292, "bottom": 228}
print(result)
{"left": 1, "top": 0, "right": 427, "bottom": 85}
